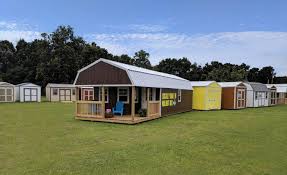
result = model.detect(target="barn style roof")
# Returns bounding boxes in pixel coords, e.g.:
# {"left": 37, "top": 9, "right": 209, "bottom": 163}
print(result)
{"left": 218, "top": 82, "right": 245, "bottom": 87}
{"left": 46, "top": 83, "right": 75, "bottom": 88}
{"left": 266, "top": 84, "right": 287, "bottom": 92}
{"left": 244, "top": 82, "right": 269, "bottom": 92}
{"left": 0, "top": 82, "right": 14, "bottom": 86}
{"left": 74, "top": 58, "right": 192, "bottom": 90}
{"left": 190, "top": 81, "right": 216, "bottom": 87}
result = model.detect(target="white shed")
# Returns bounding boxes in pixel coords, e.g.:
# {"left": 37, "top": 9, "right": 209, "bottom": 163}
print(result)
{"left": 243, "top": 82, "right": 269, "bottom": 107}
{"left": 0, "top": 82, "right": 16, "bottom": 102}
{"left": 45, "top": 83, "right": 76, "bottom": 102}
{"left": 16, "top": 83, "right": 41, "bottom": 102}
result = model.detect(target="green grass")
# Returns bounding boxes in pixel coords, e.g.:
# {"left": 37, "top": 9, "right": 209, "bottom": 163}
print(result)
{"left": 1, "top": 103, "right": 287, "bottom": 175}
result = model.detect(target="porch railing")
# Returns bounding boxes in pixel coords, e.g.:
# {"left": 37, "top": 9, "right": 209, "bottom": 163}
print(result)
{"left": 148, "top": 101, "right": 160, "bottom": 117}
{"left": 76, "top": 101, "right": 102, "bottom": 118}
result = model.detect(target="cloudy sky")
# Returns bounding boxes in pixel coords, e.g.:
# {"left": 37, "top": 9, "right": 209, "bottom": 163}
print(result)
{"left": 0, "top": 0, "right": 286, "bottom": 75}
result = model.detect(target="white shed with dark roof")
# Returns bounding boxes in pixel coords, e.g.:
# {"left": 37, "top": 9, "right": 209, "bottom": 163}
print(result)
{"left": 243, "top": 82, "right": 269, "bottom": 107}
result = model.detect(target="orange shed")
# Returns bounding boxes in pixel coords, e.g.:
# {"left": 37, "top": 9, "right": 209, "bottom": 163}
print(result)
{"left": 219, "top": 82, "right": 247, "bottom": 109}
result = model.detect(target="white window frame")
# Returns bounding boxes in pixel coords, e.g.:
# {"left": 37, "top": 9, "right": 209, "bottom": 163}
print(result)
{"left": 117, "top": 87, "right": 129, "bottom": 104}
{"left": 99, "top": 88, "right": 109, "bottom": 103}
{"left": 178, "top": 89, "right": 182, "bottom": 102}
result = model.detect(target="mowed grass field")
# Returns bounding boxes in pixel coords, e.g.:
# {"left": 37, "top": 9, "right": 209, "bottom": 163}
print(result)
{"left": 1, "top": 103, "right": 287, "bottom": 175}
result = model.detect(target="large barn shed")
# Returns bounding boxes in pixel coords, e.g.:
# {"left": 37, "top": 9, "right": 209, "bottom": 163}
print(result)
{"left": 243, "top": 82, "right": 269, "bottom": 107}
{"left": 16, "top": 83, "right": 41, "bottom": 102}
{"left": 73, "top": 58, "right": 193, "bottom": 124}
{"left": 0, "top": 82, "right": 16, "bottom": 102}
{"left": 46, "top": 83, "right": 76, "bottom": 102}
{"left": 218, "top": 82, "right": 247, "bottom": 109}
{"left": 190, "top": 81, "right": 221, "bottom": 110}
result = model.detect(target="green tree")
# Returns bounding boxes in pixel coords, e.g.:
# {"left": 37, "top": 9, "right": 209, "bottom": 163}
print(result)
{"left": 133, "top": 50, "right": 152, "bottom": 69}
{"left": 0, "top": 40, "right": 15, "bottom": 80}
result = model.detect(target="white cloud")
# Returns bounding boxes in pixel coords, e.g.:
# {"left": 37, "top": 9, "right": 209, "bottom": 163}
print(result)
{"left": 0, "top": 30, "right": 41, "bottom": 43}
{"left": 85, "top": 31, "right": 287, "bottom": 76}
{"left": 128, "top": 24, "right": 167, "bottom": 33}
{"left": 0, "top": 20, "right": 41, "bottom": 43}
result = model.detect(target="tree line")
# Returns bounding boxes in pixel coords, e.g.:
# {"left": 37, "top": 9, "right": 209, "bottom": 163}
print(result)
{"left": 0, "top": 25, "right": 286, "bottom": 90}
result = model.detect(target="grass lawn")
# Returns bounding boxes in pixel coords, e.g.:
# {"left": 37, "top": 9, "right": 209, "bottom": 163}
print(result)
{"left": 1, "top": 103, "right": 287, "bottom": 175}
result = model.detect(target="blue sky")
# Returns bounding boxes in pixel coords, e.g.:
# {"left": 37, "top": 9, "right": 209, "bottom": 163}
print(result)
{"left": 0, "top": 0, "right": 287, "bottom": 75}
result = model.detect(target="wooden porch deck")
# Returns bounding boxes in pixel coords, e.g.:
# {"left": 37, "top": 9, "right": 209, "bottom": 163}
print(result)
{"left": 75, "top": 114, "right": 162, "bottom": 124}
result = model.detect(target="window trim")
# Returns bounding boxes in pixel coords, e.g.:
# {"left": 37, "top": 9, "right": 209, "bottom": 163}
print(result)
{"left": 178, "top": 89, "right": 182, "bottom": 102}
{"left": 117, "top": 87, "right": 129, "bottom": 104}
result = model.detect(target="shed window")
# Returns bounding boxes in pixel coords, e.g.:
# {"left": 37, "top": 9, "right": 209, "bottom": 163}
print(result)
{"left": 117, "top": 87, "right": 129, "bottom": 103}
{"left": 72, "top": 89, "right": 76, "bottom": 95}
{"left": 82, "top": 89, "right": 94, "bottom": 101}
{"left": 178, "top": 90, "right": 182, "bottom": 102}
{"left": 53, "top": 89, "right": 58, "bottom": 95}
{"left": 162, "top": 93, "right": 176, "bottom": 107}
{"left": 265, "top": 92, "right": 268, "bottom": 99}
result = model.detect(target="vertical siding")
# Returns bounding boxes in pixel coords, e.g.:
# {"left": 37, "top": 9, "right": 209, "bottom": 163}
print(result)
{"left": 192, "top": 82, "right": 221, "bottom": 110}
{"left": 192, "top": 87, "right": 206, "bottom": 110}
{"left": 221, "top": 87, "right": 235, "bottom": 109}
{"left": 161, "top": 89, "right": 192, "bottom": 116}
{"left": 206, "top": 82, "right": 221, "bottom": 110}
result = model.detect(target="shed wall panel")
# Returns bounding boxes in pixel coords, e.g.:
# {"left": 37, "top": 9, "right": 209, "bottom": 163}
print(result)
{"left": 161, "top": 89, "right": 192, "bottom": 116}
{"left": 221, "top": 87, "right": 235, "bottom": 109}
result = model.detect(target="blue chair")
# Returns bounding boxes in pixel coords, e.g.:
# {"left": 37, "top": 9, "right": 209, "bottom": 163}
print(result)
{"left": 112, "top": 101, "right": 124, "bottom": 116}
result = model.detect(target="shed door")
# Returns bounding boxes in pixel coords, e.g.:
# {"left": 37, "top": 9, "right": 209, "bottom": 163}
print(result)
{"left": 60, "top": 89, "right": 71, "bottom": 101}
{"left": 0, "top": 88, "right": 13, "bottom": 102}
{"left": 237, "top": 89, "right": 245, "bottom": 108}
{"left": 24, "top": 88, "right": 38, "bottom": 102}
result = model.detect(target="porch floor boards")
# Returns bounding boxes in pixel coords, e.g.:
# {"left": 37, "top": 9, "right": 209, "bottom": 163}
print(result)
{"left": 75, "top": 114, "right": 161, "bottom": 124}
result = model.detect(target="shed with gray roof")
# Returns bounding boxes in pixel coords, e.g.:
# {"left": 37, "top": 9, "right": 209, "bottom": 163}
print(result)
{"left": 243, "top": 82, "right": 269, "bottom": 107}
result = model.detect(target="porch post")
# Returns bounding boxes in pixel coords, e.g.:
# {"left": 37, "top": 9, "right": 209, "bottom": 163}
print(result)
{"left": 75, "top": 87, "right": 78, "bottom": 117}
{"left": 101, "top": 86, "right": 105, "bottom": 118}
{"left": 159, "top": 88, "right": 162, "bottom": 117}
{"left": 131, "top": 86, "right": 135, "bottom": 121}
{"left": 147, "top": 87, "right": 150, "bottom": 117}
